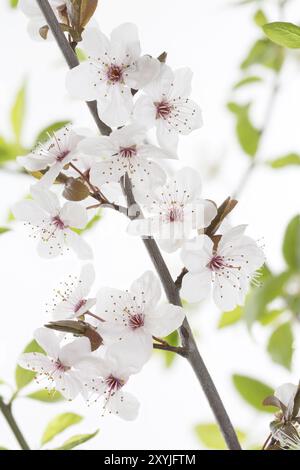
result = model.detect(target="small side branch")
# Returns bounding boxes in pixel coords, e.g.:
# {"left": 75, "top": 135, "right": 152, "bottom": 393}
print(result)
{"left": 0, "top": 397, "right": 30, "bottom": 450}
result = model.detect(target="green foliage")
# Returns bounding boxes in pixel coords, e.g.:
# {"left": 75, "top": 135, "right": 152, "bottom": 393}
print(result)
{"left": 0, "top": 227, "right": 10, "bottom": 235}
{"left": 10, "top": 83, "right": 26, "bottom": 144}
{"left": 282, "top": 216, "right": 300, "bottom": 271}
{"left": 259, "top": 309, "right": 283, "bottom": 326}
{"left": 162, "top": 330, "right": 179, "bottom": 367}
{"left": 26, "top": 389, "right": 64, "bottom": 403}
{"left": 233, "top": 76, "right": 262, "bottom": 90}
{"left": 0, "top": 446, "right": 8, "bottom": 450}
{"left": 73, "top": 210, "right": 102, "bottom": 234}
{"left": 241, "top": 38, "right": 284, "bottom": 72}
{"left": 194, "top": 423, "right": 246, "bottom": 450}
{"left": 35, "top": 121, "right": 72, "bottom": 145}
{"left": 227, "top": 102, "right": 260, "bottom": 157}
{"left": 263, "top": 22, "right": 300, "bottom": 49}
{"left": 76, "top": 48, "right": 87, "bottom": 62}
{"left": 232, "top": 374, "right": 276, "bottom": 413}
{"left": 268, "top": 153, "right": 300, "bottom": 168}
{"left": 267, "top": 322, "right": 293, "bottom": 370}
{"left": 254, "top": 10, "right": 267, "bottom": 27}
{"left": 218, "top": 306, "right": 243, "bottom": 328}
{"left": 42, "top": 413, "right": 83, "bottom": 445}
{"left": 54, "top": 430, "right": 99, "bottom": 450}
{"left": 15, "top": 340, "right": 45, "bottom": 391}
{"left": 9, "top": 0, "right": 18, "bottom": 8}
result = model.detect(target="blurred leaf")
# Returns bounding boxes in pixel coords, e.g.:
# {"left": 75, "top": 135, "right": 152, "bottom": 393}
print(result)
{"left": 263, "top": 22, "right": 300, "bottom": 49}
{"left": 227, "top": 102, "right": 260, "bottom": 157}
{"left": 0, "top": 227, "right": 10, "bottom": 235}
{"left": 35, "top": 121, "right": 71, "bottom": 145}
{"left": 73, "top": 210, "right": 102, "bottom": 234}
{"left": 268, "top": 153, "right": 300, "bottom": 168}
{"left": 267, "top": 322, "right": 293, "bottom": 370}
{"left": 162, "top": 330, "right": 179, "bottom": 368}
{"left": 9, "top": 0, "right": 18, "bottom": 6}
{"left": 282, "top": 216, "right": 300, "bottom": 270}
{"left": 11, "top": 83, "right": 26, "bottom": 144}
{"left": 259, "top": 308, "right": 283, "bottom": 326}
{"left": 0, "top": 379, "right": 6, "bottom": 385}
{"left": 76, "top": 48, "right": 87, "bottom": 62}
{"left": 0, "top": 446, "right": 8, "bottom": 450}
{"left": 194, "top": 423, "right": 246, "bottom": 450}
{"left": 245, "top": 271, "right": 291, "bottom": 327}
{"left": 233, "top": 76, "right": 262, "bottom": 90}
{"left": 254, "top": 10, "right": 268, "bottom": 27}
{"left": 26, "top": 389, "right": 64, "bottom": 403}
{"left": 0, "top": 137, "right": 25, "bottom": 164}
{"left": 241, "top": 38, "right": 284, "bottom": 72}
{"left": 218, "top": 306, "right": 243, "bottom": 328}
{"left": 54, "top": 430, "right": 99, "bottom": 450}
{"left": 15, "top": 340, "right": 45, "bottom": 390}
{"left": 232, "top": 374, "right": 276, "bottom": 413}
{"left": 42, "top": 413, "right": 83, "bottom": 445}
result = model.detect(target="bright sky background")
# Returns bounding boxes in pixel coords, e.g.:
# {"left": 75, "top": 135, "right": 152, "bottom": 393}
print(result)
{"left": 0, "top": 0, "right": 299, "bottom": 450}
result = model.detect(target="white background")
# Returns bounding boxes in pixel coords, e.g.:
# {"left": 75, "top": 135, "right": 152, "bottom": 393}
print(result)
{"left": 0, "top": 0, "right": 299, "bottom": 450}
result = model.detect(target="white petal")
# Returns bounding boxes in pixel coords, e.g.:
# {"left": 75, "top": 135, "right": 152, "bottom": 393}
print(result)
{"left": 181, "top": 271, "right": 211, "bottom": 303}
{"left": 90, "top": 160, "right": 125, "bottom": 186}
{"left": 96, "top": 287, "right": 130, "bottom": 321}
{"left": 170, "top": 67, "right": 193, "bottom": 98}
{"left": 37, "top": 232, "right": 64, "bottom": 259}
{"left": 143, "top": 64, "right": 174, "bottom": 99}
{"left": 157, "top": 237, "right": 184, "bottom": 253}
{"left": 19, "top": 0, "right": 41, "bottom": 16}
{"left": 18, "top": 353, "right": 53, "bottom": 374}
{"left": 181, "top": 235, "right": 213, "bottom": 272}
{"left": 133, "top": 95, "right": 156, "bottom": 129}
{"left": 219, "top": 225, "right": 248, "bottom": 247}
{"left": 146, "top": 304, "right": 185, "bottom": 337}
{"left": 172, "top": 167, "right": 202, "bottom": 201}
{"left": 156, "top": 121, "right": 179, "bottom": 154}
{"left": 130, "top": 271, "right": 161, "bottom": 311}
{"left": 60, "top": 202, "right": 88, "bottom": 229}
{"left": 107, "top": 390, "right": 140, "bottom": 421}
{"left": 107, "top": 333, "right": 152, "bottom": 372}
{"left": 126, "top": 56, "right": 160, "bottom": 89}
{"left": 55, "top": 371, "right": 82, "bottom": 400}
{"left": 78, "top": 136, "right": 116, "bottom": 158}
{"left": 66, "top": 62, "right": 101, "bottom": 101}
{"left": 38, "top": 162, "right": 64, "bottom": 188}
{"left": 212, "top": 273, "right": 242, "bottom": 311}
{"left": 79, "top": 264, "right": 95, "bottom": 295}
{"left": 81, "top": 27, "right": 110, "bottom": 58}
{"left": 31, "top": 186, "right": 60, "bottom": 216}
{"left": 34, "top": 327, "right": 60, "bottom": 358}
{"left": 110, "top": 23, "right": 140, "bottom": 62}
{"left": 97, "top": 85, "right": 133, "bottom": 128}
{"left": 17, "top": 154, "right": 53, "bottom": 171}
{"left": 275, "top": 383, "right": 297, "bottom": 408}
{"left": 12, "top": 200, "right": 45, "bottom": 225}
{"left": 65, "top": 230, "right": 93, "bottom": 260}
{"left": 75, "top": 298, "right": 96, "bottom": 317}
{"left": 59, "top": 337, "right": 91, "bottom": 367}
{"left": 131, "top": 159, "right": 167, "bottom": 193}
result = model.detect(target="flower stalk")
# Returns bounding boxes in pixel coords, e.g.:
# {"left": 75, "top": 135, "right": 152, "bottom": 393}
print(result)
{"left": 0, "top": 396, "right": 30, "bottom": 450}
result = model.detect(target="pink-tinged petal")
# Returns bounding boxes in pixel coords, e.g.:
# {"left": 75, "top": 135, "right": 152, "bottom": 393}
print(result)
{"left": 18, "top": 353, "right": 53, "bottom": 374}
{"left": 55, "top": 371, "right": 82, "bottom": 400}
{"left": 170, "top": 67, "right": 193, "bottom": 98}
{"left": 78, "top": 136, "right": 116, "bottom": 158}
{"left": 31, "top": 186, "right": 60, "bottom": 216}
{"left": 130, "top": 271, "right": 161, "bottom": 311}
{"left": 60, "top": 202, "right": 88, "bottom": 229}
{"left": 17, "top": 154, "right": 53, "bottom": 171}
{"left": 59, "top": 337, "right": 91, "bottom": 367}
{"left": 110, "top": 23, "right": 140, "bottom": 62}
{"left": 107, "top": 390, "right": 140, "bottom": 421}
{"left": 133, "top": 95, "right": 157, "bottom": 129}
{"left": 146, "top": 304, "right": 185, "bottom": 337}
{"left": 181, "top": 271, "right": 211, "bottom": 303}
{"left": 75, "top": 298, "right": 96, "bottom": 317}
{"left": 12, "top": 199, "right": 46, "bottom": 225}
{"left": 181, "top": 236, "right": 213, "bottom": 272}
{"left": 126, "top": 56, "right": 160, "bottom": 89}
{"left": 66, "top": 62, "right": 101, "bottom": 101}
{"left": 97, "top": 85, "right": 133, "bottom": 128}
{"left": 81, "top": 27, "right": 110, "bottom": 58}
{"left": 65, "top": 230, "right": 93, "bottom": 260}
{"left": 275, "top": 383, "right": 297, "bottom": 408}
{"left": 34, "top": 327, "right": 60, "bottom": 358}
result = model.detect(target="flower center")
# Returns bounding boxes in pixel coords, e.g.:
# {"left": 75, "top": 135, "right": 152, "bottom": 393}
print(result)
{"left": 54, "top": 360, "right": 69, "bottom": 372}
{"left": 106, "top": 65, "right": 123, "bottom": 83}
{"left": 155, "top": 100, "right": 173, "bottom": 120}
{"left": 51, "top": 216, "right": 65, "bottom": 230}
{"left": 208, "top": 255, "right": 225, "bottom": 271}
{"left": 165, "top": 205, "right": 184, "bottom": 223}
{"left": 119, "top": 146, "right": 137, "bottom": 159}
{"left": 105, "top": 374, "right": 124, "bottom": 393}
{"left": 56, "top": 149, "right": 70, "bottom": 162}
{"left": 74, "top": 298, "right": 87, "bottom": 313}
{"left": 128, "top": 313, "right": 145, "bottom": 330}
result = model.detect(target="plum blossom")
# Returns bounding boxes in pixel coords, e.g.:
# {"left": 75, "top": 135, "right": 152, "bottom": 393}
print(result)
{"left": 19, "top": 0, "right": 66, "bottom": 41}
{"left": 96, "top": 271, "right": 185, "bottom": 368}
{"left": 79, "top": 124, "right": 171, "bottom": 192}
{"left": 84, "top": 348, "right": 140, "bottom": 420}
{"left": 49, "top": 264, "right": 96, "bottom": 320}
{"left": 18, "top": 328, "right": 98, "bottom": 400}
{"left": 12, "top": 186, "right": 92, "bottom": 259}
{"left": 134, "top": 65, "right": 203, "bottom": 153}
{"left": 17, "top": 126, "right": 84, "bottom": 188}
{"left": 275, "top": 383, "right": 300, "bottom": 417}
{"left": 127, "top": 167, "right": 217, "bottom": 253}
{"left": 181, "top": 225, "right": 265, "bottom": 310}
{"left": 66, "top": 24, "right": 160, "bottom": 128}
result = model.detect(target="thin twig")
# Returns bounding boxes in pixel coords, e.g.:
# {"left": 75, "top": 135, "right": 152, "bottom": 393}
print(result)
{"left": 0, "top": 397, "right": 30, "bottom": 450}
{"left": 153, "top": 343, "right": 188, "bottom": 357}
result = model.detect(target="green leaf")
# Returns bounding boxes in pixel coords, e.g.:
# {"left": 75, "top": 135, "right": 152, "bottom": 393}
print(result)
{"left": 35, "top": 120, "right": 72, "bottom": 145}
{"left": 26, "top": 389, "right": 64, "bottom": 403}
{"left": 259, "top": 309, "right": 283, "bottom": 326}
{"left": 73, "top": 210, "right": 102, "bottom": 234}
{"left": 263, "top": 22, "right": 300, "bottom": 49}
{"left": 0, "top": 227, "right": 10, "bottom": 235}
{"left": 244, "top": 271, "right": 291, "bottom": 327}
{"left": 254, "top": 10, "right": 268, "bottom": 27}
{"left": 241, "top": 38, "right": 284, "bottom": 72}
{"left": 268, "top": 153, "right": 300, "bottom": 168}
{"left": 218, "top": 306, "right": 243, "bottom": 328}
{"left": 15, "top": 340, "right": 45, "bottom": 390}
{"left": 282, "top": 216, "right": 300, "bottom": 270}
{"left": 194, "top": 423, "right": 246, "bottom": 450}
{"left": 42, "top": 413, "right": 83, "bottom": 445}
{"left": 163, "top": 330, "right": 179, "bottom": 368}
{"left": 232, "top": 374, "right": 276, "bottom": 413}
{"left": 76, "top": 48, "right": 87, "bottom": 62}
{"left": 227, "top": 102, "right": 260, "bottom": 157}
{"left": 267, "top": 322, "right": 294, "bottom": 370}
{"left": 9, "top": 0, "right": 18, "bottom": 7}
{"left": 10, "top": 83, "right": 26, "bottom": 144}
{"left": 233, "top": 76, "right": 262, "bottom": 90}
{"left": 0, "top": 446, "right": 8, "bottom": 450}
{"left": 54, "top": 430, "right": 99, "bottom": 450}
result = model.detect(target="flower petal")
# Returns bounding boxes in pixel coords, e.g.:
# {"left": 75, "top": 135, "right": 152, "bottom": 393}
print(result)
{"left": 31, "top": 186, "right": 60, "bottom": 216}
{"left": 107, "top": 390, "right": 140, "bottom": 421}
{"left": 275, "top": 383, "right": 297, "bottom": 408}
{"left": 18, "top": 353, "right": 53, "bottom": 374}
{"left": 60, "top": 202, "right": 88, "bottom": 229}
{"left": 126, "top": 56, "right": 160, "bottom": 89}
{"left": 181, "top": 270, "right": 211, "bottom": 303}
{"left": 181, "top": 235, "right": 213, "bottom": 272}
{"left": 81, "top": 27, "right": 110, "bottom": 58}
{"left": 59, "top": 337, "right": 91, "bottom": 367}
{"left": 133, "top": 95, "right": 156, "bottom": 129}
{"left": 66, "top": 61, "right": 101, "bottom": 101}
{"left": 97, "top": 85, "right": 133, "bottom": 128}
{"left": 146, "top": 304, "right": 185, "bottom": 337}
{"left": 12, "top": 199, "right": 46, "bottom": 225}
{"left": 110, "top": 23, "right": 140, "bottom": 62}
{"left": 65, "top": 230, "right": 93, "bottom": 260}
{"left": 130, "top": 271, "right": 161, "bottom": 311}
{"left": 34, "top": 327, "right": 60, "bottom": 358}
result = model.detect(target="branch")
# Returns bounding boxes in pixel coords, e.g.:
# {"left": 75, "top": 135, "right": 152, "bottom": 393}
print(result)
{"left": 0, "top": 396, "right": 30, "bottom": 450}
{"left": 35, "top": 0, "right": 242, "bottom": 450}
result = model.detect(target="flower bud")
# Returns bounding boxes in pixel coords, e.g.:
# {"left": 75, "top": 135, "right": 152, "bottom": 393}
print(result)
{"left": 63, "top": 177, "right": 90, "bottom": 201}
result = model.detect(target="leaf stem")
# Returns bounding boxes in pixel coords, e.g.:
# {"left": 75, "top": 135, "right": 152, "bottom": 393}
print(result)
{"left": 0, "top": 396, "right": 30, "bottom": 450}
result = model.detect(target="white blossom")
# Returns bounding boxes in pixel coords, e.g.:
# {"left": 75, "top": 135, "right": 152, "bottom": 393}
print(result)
{"left": 19, "top": 0, "right": 66, "bottom": 41}
{"left": 66, "top": 24, "right": 160, "bottom": 128}
{"left": 275, "top": 383, "right": 300, "bottom": 416}
{"left": 127, "top": 167, "right": 217, "bottom": 253}
{"left": 12, "top": 186, "right": 92, "bottom": 259}
{"left": 134, "top": 65, "right": 203, "bottom": 153}
{"left": 181, "top": 225, "right": 265, "bottom": 311}
{"left": 18, "top": 328, "right": 98, "bottom": 400}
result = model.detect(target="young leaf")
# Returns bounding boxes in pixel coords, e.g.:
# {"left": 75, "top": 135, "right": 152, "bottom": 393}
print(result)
{"left": 0, "top": 227, "right": 10, "bottom": 235}
{"left": 267, "top": 322, "right": 294, "bottom": 370}
{"left": 241, "top": 39, "right": 284, "bottom": 72}
{"left": 218, "top": 306, "right": 243, "bottom": 328}
{"left": 42, "top": 413, "right": 83, "bottom": 445}
{"left": 254, "top": 10, "right": 267, "bottom": 27}
{"left": 268, "top": 153, "right": 300, "bottom": 168}
{"left": 54, "top": 430, "right": 99, "bottom": 450}
{"left": 233, "top": 76, "right": 262, "bottom": 90}
{"left": 282, "top": 216, "right": 300, "bottom": 270}
{"left": 76, "top": 48, "right": 87, "bottom": 62}
{"left": 263, "top": 22, "right": 300, "bottom": 49}
{"left": 10, "top": 83, "right": 26, "bottom": 144}
{"left": 227, "top": 102, "right": 260, "bottom": 157}
{"left": 35, "top": 120, "right": 71, "bottom": 145}
{"left": 15, "top": 340, "right": 45, "bottom": 390}
{"left": 26, "top": 389, "right": 64, "bottom": 403}
{"left": 9, "top": 0, "right": 18, "bottom": 7}
{"left": 232, "top": 374, "right": 276, "bottom": 413}
{"left": 194, "top": 423, "right": 246, "bottom": 450}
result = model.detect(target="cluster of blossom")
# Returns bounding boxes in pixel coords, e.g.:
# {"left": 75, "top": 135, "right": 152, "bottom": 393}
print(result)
{"left": 15, "top": 3, "right": 265, "bottom": 420}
